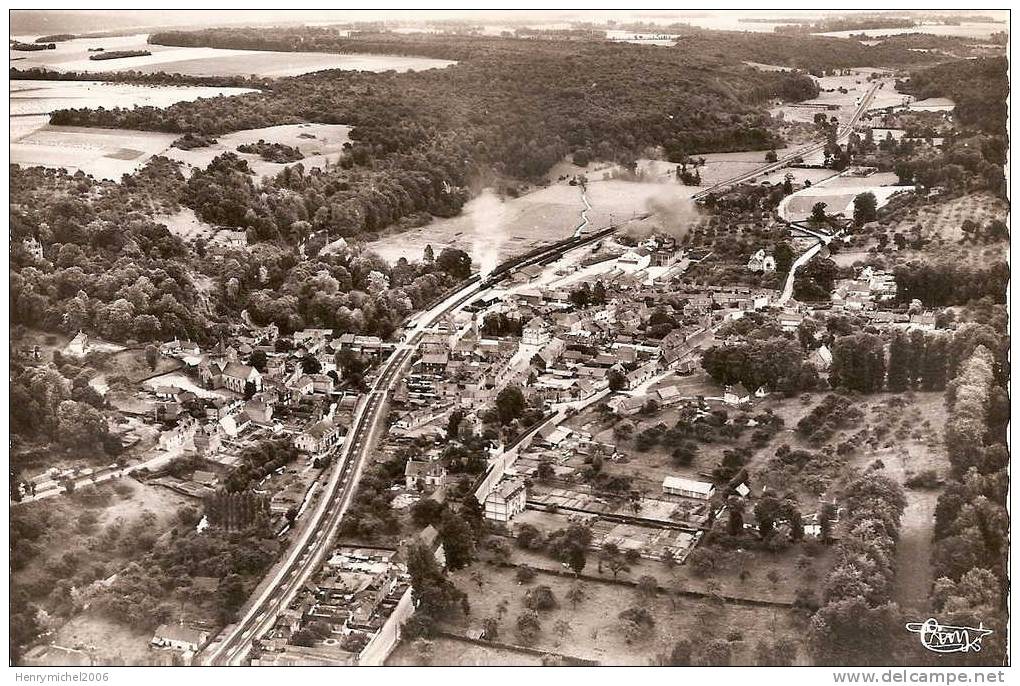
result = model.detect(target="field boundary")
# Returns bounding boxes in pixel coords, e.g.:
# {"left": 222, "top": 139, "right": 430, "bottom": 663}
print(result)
{"left": 487, "top": 558, "right": 795, "bottom": 609}
{"left": 434, "top": 630, "right": 601, "bottom": 666}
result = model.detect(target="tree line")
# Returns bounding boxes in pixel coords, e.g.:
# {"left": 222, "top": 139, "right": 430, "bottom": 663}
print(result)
{"left": 807, "top": 472, "right": 906, "bottom": 664}
{"left": 928, "top": 344, "right": 1008, "bottom": 665}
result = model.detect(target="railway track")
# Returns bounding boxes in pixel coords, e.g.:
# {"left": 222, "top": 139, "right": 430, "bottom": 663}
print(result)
{"left": 692, "top": 82, "right": 880, "bottom": 201}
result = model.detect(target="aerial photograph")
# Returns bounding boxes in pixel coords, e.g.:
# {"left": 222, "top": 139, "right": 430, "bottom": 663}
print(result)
{"left": 8, "top": 7, "right": 1011, "bottom": 673}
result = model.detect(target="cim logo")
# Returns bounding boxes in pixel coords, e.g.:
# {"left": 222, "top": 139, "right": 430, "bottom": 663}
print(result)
{"left": 905, "top": 618, "right": 993, "bottom": 654}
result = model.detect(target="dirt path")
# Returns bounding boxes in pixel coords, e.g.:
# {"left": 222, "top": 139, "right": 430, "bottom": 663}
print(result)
{"left": 892, "top": 489, "right": 939, "bottom": 614}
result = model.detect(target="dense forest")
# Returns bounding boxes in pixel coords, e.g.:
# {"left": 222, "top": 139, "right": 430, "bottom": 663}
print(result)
{"left": 898, "top": 57, "right": 1008, "bottom": 134}
{"left": 49, "top": 32, "right": 824, "bottom": 245}
{"left": 148, "top": 25, "right": 934, "bottom": 72}
{"left": 9, "top": 161, "right": 468, "bottom": 343}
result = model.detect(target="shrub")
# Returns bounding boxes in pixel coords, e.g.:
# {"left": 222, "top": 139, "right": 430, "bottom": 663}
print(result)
{"left": 523, "top": 585, "right": 557, "bottom": 611}
{"left": 515, "top": 565, "right": 537, "bottom": 584}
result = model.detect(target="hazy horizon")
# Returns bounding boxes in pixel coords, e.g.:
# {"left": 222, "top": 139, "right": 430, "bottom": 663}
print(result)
{"left": 11, "top": 8, "right": 1009, "bottom": 37}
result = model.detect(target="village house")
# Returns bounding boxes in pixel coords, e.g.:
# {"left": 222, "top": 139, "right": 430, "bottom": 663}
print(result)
{"left": 608, "top": 394, "right": 647, "bottom": 416}
{"left": 159, "top": 415, "right": 199, "bottom": 451}
{"left": 723, "top": 383, "right": 751, "bottom": 406}
{"left": 289, "top": 374, "right": 316, "bottom": 396}
{"left": 484, "top": 478, "right": 528, "bottom": 523}
{"left": 244, "top": 396, "right": 275, "bottom": 424}
{"left": 192, "top": 423, "right": 222, "bottom": 456}
{"left": 779, "top": 311, "right": 804, "bottom": 332}
{"left": 218, "top": 411, "right": 252, "bottom": 438}
{"left": 419, "top": 351, "right": 450, "bottom": 374}
{"left": 66, "top": 330, "right": 89, "bottom": 357}
{"left": 522, "top": 316, "right": 552, "bottom": 346}
{"left": 294, "top": 417, "right": 345, "bottom": 455}
{"left": 810, "top": 345, "right": 833, "bottom": 370}
{"left": 747, "top": 249, "right": 777, "bottom": 273}
{"left": 391, "top": 405, "right": 449, "bottom": 436}
{"left": 265, "top": 356, "right": 287, "bottom": 378}
{"left": 198, "top": 359, "right": 263, "bottom": 395}
{"left": 654, "top": 385, "right": 684, "bottom": 407}
{"left": 309, "top": 374, "right": 335, "bottom": 395}
{"left": 404, "top": 459, "right": 447, "bottom": 491}
{"left": 151, "top": 623, "right": 209, "bottom": 653}
{"left": 160, "top": 338, "right": 202, "bottom": 357}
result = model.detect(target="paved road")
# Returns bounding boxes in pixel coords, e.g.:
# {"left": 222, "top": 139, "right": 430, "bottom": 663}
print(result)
{"left": 778, "top": 241, "right": 825, "bottom": 306}
{"left": 201, "top": 274, "right": 491, "bottom": 665}
{"left": 693, "top": 82, "right": 881, "bottom": 201}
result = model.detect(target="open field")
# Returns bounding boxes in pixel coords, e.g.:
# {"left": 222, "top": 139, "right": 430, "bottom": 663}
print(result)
{"left": 841, "top": 393, "right": 949, "bottom": 615}
{"left": 161, "top": 123, "right": 352, "bottom": 179}
{"left": 11, "top": 33, "right": 455, "bottom": 76}
{"left": 11, "top": 125, "right": 179, "bottom": 180}
{"left": 439, "top": 561, "right": 803, "bottom": 665}
{"left": 905, "top": 97, "right": 955, "bottom": 112}
{"left": 12, "top": 479, "right": 194, "bottom": 664}
{"left": 50, "top": 613, "right": 157, "bottom": 666}
{"left": 98, "top": 347, "right": 183, "bottom": 383}
{"left": 13, "top": 119, "right": 350, "bottom": 182}
{"left": 779, "top": 171, "right": 908, "bottom": 221}
{"left": 10, "top": 79, "right": 257, "bottom": 138}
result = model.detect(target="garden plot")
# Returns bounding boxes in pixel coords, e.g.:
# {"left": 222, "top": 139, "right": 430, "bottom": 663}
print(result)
{"left": 900, "top": 192, "right": 1009, "bottom": 244}
{"left": 906, "top": 97, "right": 955, "bottom": 112}
{"left": 155, "top": 207, "right": 217, "bottom": 242}
{"left": 142, "top": 372, "right": 234, "bottom": 400}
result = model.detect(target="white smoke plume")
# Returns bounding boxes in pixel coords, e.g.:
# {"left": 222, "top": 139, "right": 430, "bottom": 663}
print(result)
{"left": 624, "top": 191, "right": 701, "bottom": 242}
{"left": 469, "top": 188, "right": 507, "bottom": 275}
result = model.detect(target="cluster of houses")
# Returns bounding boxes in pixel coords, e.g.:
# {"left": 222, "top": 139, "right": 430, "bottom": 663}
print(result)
{"left": 151, "top": 326, "right": 398, "bottom": 465}
{"left": 746, "top": 248, "right": 777, "bottom": 273}
{"left": 831, "top": 265, "right": 898, "bottom": 311}
{"left": 378, "top": 238, "right": 793, "bottom": 534}
{"left": 254, "top": 547, "right": 411, "bottom": 666}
